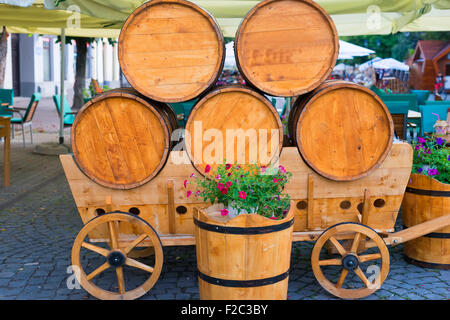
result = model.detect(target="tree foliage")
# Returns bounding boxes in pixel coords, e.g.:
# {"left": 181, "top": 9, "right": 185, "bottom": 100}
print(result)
{"left": 340, "top": 31, "right": 450, "bottom": 65}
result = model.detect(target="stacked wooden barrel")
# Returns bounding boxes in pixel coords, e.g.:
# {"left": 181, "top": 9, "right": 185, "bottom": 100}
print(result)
{"left": 72, "top": 0, "right": 394, "bottom": 186}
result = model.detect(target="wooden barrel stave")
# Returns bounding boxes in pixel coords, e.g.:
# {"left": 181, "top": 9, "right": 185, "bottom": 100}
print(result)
{"left": 235, "top": 0, "right": 338, "bottom": 97}
{"left": 184, "top": 85, "right": 283, "bottom": 175}
{"left": 194, "top": 205, "right": 294, "bottom": 300}
{"left": 289, "top": 81, "right": 394, "bottom": 181}
{"left": 402, "top": 174, "right": 450, "bottom": 269}
{"left": 118, "top": 0, "right": 225, "bottom": 103}
{"left": 72, "top": 89, "right": 171, "bottom": 189}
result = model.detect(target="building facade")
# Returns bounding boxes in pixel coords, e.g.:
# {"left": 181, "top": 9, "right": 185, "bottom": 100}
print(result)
{"left": 3, "top": 33, "right": 121, "bottom": 98}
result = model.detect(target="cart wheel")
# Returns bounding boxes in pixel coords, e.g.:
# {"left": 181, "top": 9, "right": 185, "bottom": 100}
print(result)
{"left": 311, "top": 222, "right": 389, "bottom": 299}
{"left": 71, "top": 212, "right": 163, "bottom": 300}
{"left": 127, "top": 247, "right": 155, "bottom": 259}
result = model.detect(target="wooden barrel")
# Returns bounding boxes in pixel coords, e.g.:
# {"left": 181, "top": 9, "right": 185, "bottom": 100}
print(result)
{"left": 290, "top": 80, "right": 394, "bottom": 181}
{"left": 194, "top": 204, "right": 294, "bottom": 299}
{"left": 234, "top": 0, "right": 338, "bottom": 97}
{"left": 103, "top": 87, "right": 179, "bottom": 133}
{"left": 185, "top": 85, "right": 283, "bottom": 175}
{"left": 118, "top": 0, "right": 225, "bottom": 103}
{"left": 402, "top": 174, "right": 450, "bottom": 269}
{"left": 71, "top": 89, "right": 171, "bottom": 189}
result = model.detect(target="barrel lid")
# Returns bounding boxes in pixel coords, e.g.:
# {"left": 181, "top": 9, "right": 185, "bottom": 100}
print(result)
{"left": 71, "top": 91, "right": 170, "bottom": 189}
{"left": 185, "top": 85, "right": 283, "bottom": 175}
{"left": 295, "top": 82, "right": 394, "bottom": 181}
{"left": 118, "top": 0, "right": 225, "bottom": 103}
{"left": 235, "top": 0, "right": 338, "bottom": 97}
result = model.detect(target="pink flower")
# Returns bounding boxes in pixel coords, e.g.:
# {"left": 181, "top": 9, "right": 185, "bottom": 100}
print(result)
{"left": 269, "top": 216, "right": 277, "bottom": 220}
{"left": 216, "top": 174, "right": 221, "bottom": 180}
{"left": 220, "top": 209, "right": 228, "bottom": 216}
{"left": 273, "top": 178, "right": 278, "bottom": 183}
{"left": 217, "top": 183, "right": 225, "bottom": 190}
{"left": 226, "top": 181, "right": 232, "bottom": 188}
{"left": 183, "top": 179, "right": 188, "bottom": 188}
{"left": 225, "top": 164, "right": 231, "bottom": 170}
{"left": 205, "top": 165, "right": 211, "bottom": 173}
{"left": 238, "top": 191, "right": 247, "bottom": 199}
{"left": 418, "top": 137, "right": 426, "bottom": 144}
{"left": 195, "top": 190, "right": 201, "bottom": 196}
{"left": 190, "top": 173, "right": 196, "bottom": 178}
{"left": 279, "top": 165, "right": 286, "bottom": 173}
{"left": 221, "top": 188, "right": 228, "bottom": 195}
{"left": 186, "top": 191, "right": 192, "bottom": 198}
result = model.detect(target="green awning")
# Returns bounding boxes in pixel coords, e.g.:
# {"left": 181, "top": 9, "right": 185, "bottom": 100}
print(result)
{"left": 1, "top": 0, "right": 450, "bottom": 37}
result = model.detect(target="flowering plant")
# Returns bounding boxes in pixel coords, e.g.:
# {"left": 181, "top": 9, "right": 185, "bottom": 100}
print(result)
{"left": 185, "top": 163, "right": 292, "bottom": 220}
{"left": 411, "top": 135, "right": 450, "bottom": 184}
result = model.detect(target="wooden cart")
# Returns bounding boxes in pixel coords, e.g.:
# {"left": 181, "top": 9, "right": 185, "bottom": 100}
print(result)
{"left": 61, "top": 141, "right": 450, "bottom": 300}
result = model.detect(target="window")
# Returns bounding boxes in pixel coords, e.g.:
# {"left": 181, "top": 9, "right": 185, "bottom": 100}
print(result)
{"left": 42, "top": 37, "right": 52, "bottom": 81}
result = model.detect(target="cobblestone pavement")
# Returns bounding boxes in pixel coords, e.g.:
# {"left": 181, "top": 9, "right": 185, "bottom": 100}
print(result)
{"left": 0, "top": 143, "right": 449, "bottom": 300}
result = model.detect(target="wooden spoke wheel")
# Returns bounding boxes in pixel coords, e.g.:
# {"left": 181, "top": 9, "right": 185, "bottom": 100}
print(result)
{"left": 311, "top": 223, "right": 389, "bottom": 299}
{"left": 72, "top": 212, "right": 163, "bottom": 300}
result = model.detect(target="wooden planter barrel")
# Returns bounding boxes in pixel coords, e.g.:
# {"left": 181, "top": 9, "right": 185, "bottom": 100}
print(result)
{"left": 185, "top": 85, "right": 283, "bottom": 175}
{"left": 194, "top": 203, "right": 294, "bottom": 300}
{"left": 118, "top": 0, "right": 225, "bottom": 103}
{"left": 235, "top": 0, "right": 338, "bottom": 97}
{"left": 289, "top": 80, "right": 394, "bottom": 181}
{"left": 402, "top": 174, "right": 450, "bottom": 269}
{"left": 71, "top": 89, "right": 171, "bottom": 189}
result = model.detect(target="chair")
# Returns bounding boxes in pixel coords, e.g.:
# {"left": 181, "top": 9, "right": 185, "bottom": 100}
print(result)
{"left": 8, "top": 92, "right": 41, "bottom": 147}
{"left": 53, "top": 95, "right": 78, "bottom": 140}
{"left": 0, "top": 88, "right": 14, "bottom": 117}
{"left": 170, "top": 99, "right": 197, "bottom": 127}
{"left": 385, "top": 101, "right": 409, "bottom": 140}
{"left": 410, "top": 90, "right": 430, "bottom": 105}
{"left": 424, "top": 100, "right": 450, "bottom": 106}
{"left": 419, "top": 105, "right": 450, "bottom": 136}
{"left": 381, "top": 93, "right": 419, "bottom": 112}
{"left": 91, "top": 79, "right": 103, "bottom": 95}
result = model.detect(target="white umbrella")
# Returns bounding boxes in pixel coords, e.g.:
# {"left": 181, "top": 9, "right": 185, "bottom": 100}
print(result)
{"left": 333, "top": 63, "right": 347, "bottom": 71}
{"left": 359, "top": 57, "right": 383, "bottom": 71}
{"left": 338, "top": 40, "right": 375, "bottom": 59}
{"left": 372, "top": 58, "right": 410, "bottom": 71}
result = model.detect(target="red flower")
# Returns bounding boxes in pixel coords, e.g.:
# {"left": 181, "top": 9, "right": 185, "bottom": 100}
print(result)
{"left": 273, "top": 178, "right": 278, "bottom": 183}
{"left": 217, "top": 183, "right": 225, "bottom": 190}
{"left": 269, "top": 216, "right": 277, "bottom": 220}
{"left": 186, "top": 191, "right": 192, "bottom": 198}
{"left": 221, "top": 188, "right": 228, "bottom": 195}
{"left": 238, "top": 191, "right": 247, "bottom": 199}
{"left": 227, "top": 172, "right": 232, "bottom": 177}
{"left": 205, "top": 165, "right": 211, "bottom": 173}
{"left": 225, "top": 164, "right": 231, "bottom": 170}
{"left": 220, "top": 209, "right": 228, "bottom": 216}
{"left": 183, "top": 179, "right": 188, "bottom": 188}
{"left": 226, "top": 181, "right": 232, "bottom": 188}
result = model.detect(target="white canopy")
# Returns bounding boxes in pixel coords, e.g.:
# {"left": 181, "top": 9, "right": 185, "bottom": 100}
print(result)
{"left": 359, "top": 57, "right": 383, "bottom": 71}
{"left": 338, "top": 40, "right": 375, "bottom": 59}
{"left": 372, "top": 58, "right": 410, "bottom": 71}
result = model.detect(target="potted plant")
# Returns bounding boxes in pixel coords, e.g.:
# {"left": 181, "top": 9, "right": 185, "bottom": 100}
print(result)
{"left": 402, "top": 135, "right": 450, "bottom": 268}
{"left": 185, "top": 162, "right": 295, "bottom": 300}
